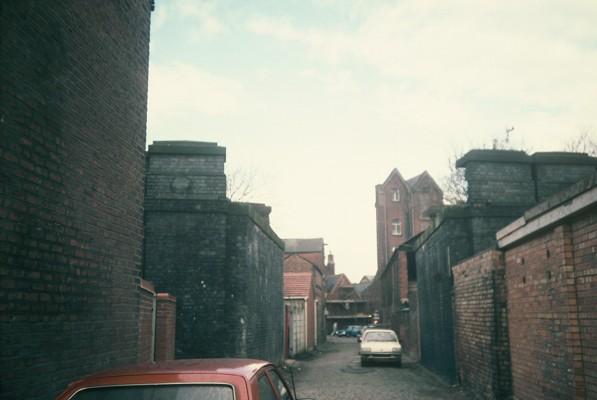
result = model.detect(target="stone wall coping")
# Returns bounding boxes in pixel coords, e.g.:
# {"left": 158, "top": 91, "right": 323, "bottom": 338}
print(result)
{"left": 497, "top": 173, "right": 597, "bottom": 248}
{"left": 148, "top": 141, "right": 226, "bottom": 158}
{"left": 531, "top": 151, "right": 597, "bottom": 165}
{"left": 156, "top": 293, "right": 177, "bottom": 302}
{"left": 139, "top": 279, "right": 156, "bottom": 295}
{"left": 456, "top": 149, "right": 530, "bottom": 168}
{"left": 229, "top": 202, "right": 284, "bottom": 249}
{"left": 456, "top": 149, "right": 597, "bottom": 168}
{"left": 451, "top": 249, "right": 504, "bottom": 275}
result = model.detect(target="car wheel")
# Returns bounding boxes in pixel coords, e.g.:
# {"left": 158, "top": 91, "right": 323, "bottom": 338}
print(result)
{"left": 395, "top": 358, "right": 402, "bottom": 368}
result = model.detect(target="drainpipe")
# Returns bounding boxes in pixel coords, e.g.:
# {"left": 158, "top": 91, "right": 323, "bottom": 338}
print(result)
{"left": 151, "top": 294, "right": 157, "bottom": 362}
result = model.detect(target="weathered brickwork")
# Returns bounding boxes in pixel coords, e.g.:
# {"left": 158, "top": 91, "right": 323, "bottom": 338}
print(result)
{"left": 571, "top": 210, "right": 597, "bottom": 398}
{"left": 505, "top": 226, "right": 582, "bottom": 399}
{"left": 453, "top": 250, "right": 511, "bottom": 400}
{"left": 410, "top": 150, "right": 597, "bottom": 386}
{"left": 459, "top": 150, "right": 597, "bottom": 207}
{"left": 138, "top": 280, "right": 156, "bottom": 363}
{"left": 155, "top": 293, "right": 177, "bottom": 361}
{"left": 415, "top": 217, "right": 471, "bottom": 383}
{"left": 144, "top": 142, "right": 284, "bottom": 363}
{"left": 534, "top": 153, "right": 597, "bottom": 202}
{"left": 0, "top": 1, "right": 151, "bottom": 399}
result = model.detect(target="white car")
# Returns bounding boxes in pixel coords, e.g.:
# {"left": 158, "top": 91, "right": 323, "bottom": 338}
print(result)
{"left": 359, "top": 328, "right": 402, "bottom": 367}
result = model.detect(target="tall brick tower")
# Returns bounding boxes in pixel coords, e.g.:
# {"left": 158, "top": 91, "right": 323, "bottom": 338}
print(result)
{"left": 0, "top": 1, "right": 152, "bottom": 398}
{"left": 375, "top": 169, "right": 443, "bottom": 270}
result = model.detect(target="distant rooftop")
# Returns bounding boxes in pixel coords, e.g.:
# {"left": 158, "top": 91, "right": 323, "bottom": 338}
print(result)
{"left": 284, "top": 238, "right": 324, "bottom": 253}
{"left": 284, "top": 272, "right": 312, "bottom": 298}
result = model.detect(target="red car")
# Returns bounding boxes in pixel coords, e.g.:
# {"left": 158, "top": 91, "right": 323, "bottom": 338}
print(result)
{"left": 56, "top": 358, "right": 300, "bottom": 400}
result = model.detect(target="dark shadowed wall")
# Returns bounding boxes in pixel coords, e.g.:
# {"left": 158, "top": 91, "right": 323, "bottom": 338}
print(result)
{"left": 0, "top": 1, "right": 152, "bottom": 398}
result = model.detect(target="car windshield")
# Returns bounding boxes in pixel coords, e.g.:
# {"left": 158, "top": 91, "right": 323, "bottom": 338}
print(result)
{"left": 364, "top": 332, "right": 397, "bottom": 342}
{"left": 70, "top": 384, "right": 234, "bottom": 400}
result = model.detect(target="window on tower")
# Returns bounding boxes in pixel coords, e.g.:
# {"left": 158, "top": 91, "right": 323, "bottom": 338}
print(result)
{"left": 392, "top": 219, "right": 402, "bottom": 236}
{"left": 392, "top": 188, "right": 400, "bottom": 202}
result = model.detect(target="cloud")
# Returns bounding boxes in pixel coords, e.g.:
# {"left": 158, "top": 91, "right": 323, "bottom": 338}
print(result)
{"left": 176, "top": 0, "right": 224, "bottom": 36}
{"left": 247, "top": 1, "right": 597, "bottom": 123}
{"left": 247, "top": 16, "right": 352, "bottom": 63}
{"left": 148, "top": 63, "right": 244, "bottom": 117}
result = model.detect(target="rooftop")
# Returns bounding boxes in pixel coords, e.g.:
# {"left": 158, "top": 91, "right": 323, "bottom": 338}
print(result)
{"left": 284, "top": 272, "right": 313, "bottom": 298}
{"left": 284, "top": 238, "right": 324, "bottom": 253}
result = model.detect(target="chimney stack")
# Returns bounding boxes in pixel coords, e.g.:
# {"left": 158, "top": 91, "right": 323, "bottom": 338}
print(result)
{"left": 326, "top": 253, "right": 335, "bottom": 276}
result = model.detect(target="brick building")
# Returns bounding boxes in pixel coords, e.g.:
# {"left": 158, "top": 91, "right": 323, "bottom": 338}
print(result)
{"left": 495, "top": 175, "right": 597, "bottom": 400}
{"left": 284, "top": 272, "right": 315, "bottom": 356}
{"left": 411, "top": 150, "right": 597, "bottom": 385}
{"left": 283, "top": 255, "right": 324, "bottom": 350}
{"left": 375, "top": 169, "right": 443, "bottom": 271}
{"left": 143, "top": 141, "right": 285, "bottom": 363}
{"left": 0, "top": 1, "right": 153, "bottom": 399}
{"left": 324, "top": 273, "right": 369, "bottom": 332}
{"left": 283, "top": 238, "right": 327, "bottom": 344}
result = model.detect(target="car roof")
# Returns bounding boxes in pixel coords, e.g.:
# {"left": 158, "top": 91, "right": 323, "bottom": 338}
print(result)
{"left": 363, "top": 328, "right": 396, "bottom": 334}
{"left": 81, "top": 358, "right": 272, "bottom": 381}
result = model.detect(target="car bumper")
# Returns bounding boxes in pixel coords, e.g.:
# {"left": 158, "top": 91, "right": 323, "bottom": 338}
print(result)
{"left": 360, "top": 352, "right": 401, "bottom": 362}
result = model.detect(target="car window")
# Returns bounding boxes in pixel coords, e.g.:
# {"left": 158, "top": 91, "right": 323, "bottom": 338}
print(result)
{"left": 267, "top": 370, "right": 293, "bottom": 400}
{"left": 70, "top": 384, "right": 234, "bottom": 400}
{"left": 258, "top": 374, "right": 277, "bottom": 400}
{"left": 363, "top": 331, "right": 398, "bottom": 342}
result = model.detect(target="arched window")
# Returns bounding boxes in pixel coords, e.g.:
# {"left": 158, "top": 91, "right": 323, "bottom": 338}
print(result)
{"left": 391, "top": 219, "right": 402, "bottom": 236}
{"left": 392, "top": 188, "right": 400, "bottom": 202}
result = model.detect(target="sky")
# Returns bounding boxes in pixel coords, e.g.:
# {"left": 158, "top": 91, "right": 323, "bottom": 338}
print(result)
{"left": 147, "top": 0, "right": 597, "bottom": 282}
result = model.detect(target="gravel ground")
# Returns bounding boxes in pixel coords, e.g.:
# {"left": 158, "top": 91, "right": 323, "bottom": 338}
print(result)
{"left": 287, "top": 336, "right": 470, "bottom": 400}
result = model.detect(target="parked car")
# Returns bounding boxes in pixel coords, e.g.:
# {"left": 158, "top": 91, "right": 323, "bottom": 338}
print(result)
{"left": 333, "top": 329, "right": 347, "bottom": 337}
{"left": 55, "top": 358, "right": 302, "bottom": 400}
{"left": 345, "top": 325, "right": 363, "bottom": 337}
{"left": 359, "top": 328, "right": 402, "bottom": 367}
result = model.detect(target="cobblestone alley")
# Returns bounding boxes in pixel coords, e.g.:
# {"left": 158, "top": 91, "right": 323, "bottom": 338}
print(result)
{"left": 291, "top": 337, "right": 469, "bottom": 400}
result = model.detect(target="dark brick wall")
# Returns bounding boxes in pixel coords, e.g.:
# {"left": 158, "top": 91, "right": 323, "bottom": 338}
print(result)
{"left": 416, "top": 217, "right": 472, "bottom": 383}
{"left": 535, "top": 163, "right": 597, "bottom": 202}
{"left": 144, "top": 142, "right": 284, "bottom": 363}
{"left": 144, "top": 209, "right": 230, "bottom": 357}
{"left": 453, "top": 250, "right": 511, "bottom": 400}
{"left": 155, "top": 293, "right": 176, "bottom": 361}
{"left": 0, "top": 1, "right": 151, "bottom": 399}
{"left": 458, "top": 150, "right": 597, "bottom": 207}
{"left": 464, "top": 160, "right": 535, "bottom": 207}
{"left": 227, "top": 210, "right": 284, "bottom": 361}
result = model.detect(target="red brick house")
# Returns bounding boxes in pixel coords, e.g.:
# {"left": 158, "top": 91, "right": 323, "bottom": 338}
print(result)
{"left": 375, "top": 169, "right": 443, "bottom": 271}
{"left": 284, "top": 239, "right": 327, "bottom": 345}
{"left": 284, "top": 272, "right": 315, "bottom": 356}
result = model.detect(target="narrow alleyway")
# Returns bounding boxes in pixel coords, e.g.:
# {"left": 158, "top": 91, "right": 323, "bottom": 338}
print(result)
{"left": 291, "top": 336, "right": 469, "bottom": 400}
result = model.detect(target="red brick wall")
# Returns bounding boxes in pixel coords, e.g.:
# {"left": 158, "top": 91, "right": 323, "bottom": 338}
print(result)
{"left": 155, "top": 293, "right": 177, "bottom": 361}
{"left": 453, "top": 250, "right": 511, "bottom": 400}
{"left": 0, "top": 1, "right": 151, "bottom": 398}
{"left": 571, "top": 210, "right": 597, "bottom": 399}
{"left": 138, "top": 280, "right": 156, "bottom": 362}
{"left": 505, "top": 225, "right": 585, "bottom": 399}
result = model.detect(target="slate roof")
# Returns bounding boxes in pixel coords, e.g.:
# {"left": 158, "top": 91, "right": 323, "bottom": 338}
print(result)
{"left": 284, "top": 272, "right": 312, "bottom": 298}
{"left": 353, "top": 281, "right": 371, "bottom": 294}
{"left": 324, "top": 274, "right": 342, "bottom": 292}
{"left": 406, "top": 172, "right": 423, "bottom": 188}
{"left": 284, "top": 238, "right": 324, "bottom": 253}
